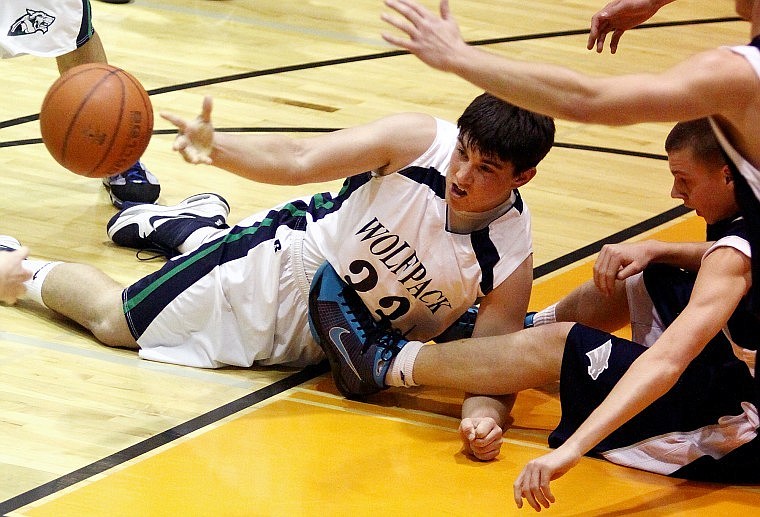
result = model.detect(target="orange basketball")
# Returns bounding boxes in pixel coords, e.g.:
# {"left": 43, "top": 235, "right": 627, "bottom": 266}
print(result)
{"left": 39, "top": 63, "right": 153, "bottom": 178}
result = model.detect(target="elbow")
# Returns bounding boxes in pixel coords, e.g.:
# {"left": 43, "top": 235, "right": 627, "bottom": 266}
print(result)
{"left": 651, "top": 360, "right": 687, "bottom": 397}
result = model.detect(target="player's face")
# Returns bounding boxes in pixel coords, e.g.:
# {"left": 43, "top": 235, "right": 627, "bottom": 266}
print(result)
{"left": 668, "top": 148, "right": 738, "bottom": 224}
{"left": 445, "top": 138, "right": 532, "bottom": 213}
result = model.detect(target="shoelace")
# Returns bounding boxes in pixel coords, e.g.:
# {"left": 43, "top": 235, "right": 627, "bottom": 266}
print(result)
{"left": 135, "top": 245, "right": 176, "bottom": 261}
{"left": 121, "top": 165, "right": 149, "bottom": 183}
{"left": 341, "top": 286, "right": 405, "bottom": 358}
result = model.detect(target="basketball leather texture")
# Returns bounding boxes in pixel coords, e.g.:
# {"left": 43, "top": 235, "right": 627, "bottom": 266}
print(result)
{"left": 39, "top": 63, "right": 153, "bottom": 178}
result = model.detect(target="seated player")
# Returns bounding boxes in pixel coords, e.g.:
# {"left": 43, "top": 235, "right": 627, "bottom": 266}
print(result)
{"left": 309, "top": 118, "right": 759, "bottom": 510}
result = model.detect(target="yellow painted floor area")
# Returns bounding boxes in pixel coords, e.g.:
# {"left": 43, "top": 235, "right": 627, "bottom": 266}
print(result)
{"left": 12, "top": 216, "right": 760, "bottom": 516}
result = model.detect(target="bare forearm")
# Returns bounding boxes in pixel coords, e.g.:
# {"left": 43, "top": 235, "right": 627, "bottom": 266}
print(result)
{"left": 209, "top": 132, "right": 309, "bottom": 185}
{"left": 462, "top": 394, "right": 515, "bottom": 428}
{"left": 643, "top": 240, "right": 711, "bottom": 271}
{"left": 447, "top": 46, "right": 609, "bottom": 124}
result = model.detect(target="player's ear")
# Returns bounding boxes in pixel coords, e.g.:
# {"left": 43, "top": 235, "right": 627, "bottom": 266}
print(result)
{"left": 513, "top": 167, "right": 536, "bottom": 187}
{"left": 723, "top": 164, "right": 734, "bottom": 185}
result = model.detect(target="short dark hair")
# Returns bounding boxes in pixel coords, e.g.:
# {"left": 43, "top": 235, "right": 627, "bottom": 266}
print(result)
{"left": 665, "top": 118, "right": 726, "bottom": 169}
{"left": 457, "top": 93, "right": 555, "bottom": 175}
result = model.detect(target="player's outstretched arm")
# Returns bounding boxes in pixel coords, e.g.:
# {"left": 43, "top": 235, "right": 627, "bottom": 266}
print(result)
{"left": 162, "top": 95, "right": 439, "bottom": 185}
{"left": 161, "top": 95, "right": 215, "bottom": 165}
{"left": 381, "top": 0, "right": 756, "bottom": 127}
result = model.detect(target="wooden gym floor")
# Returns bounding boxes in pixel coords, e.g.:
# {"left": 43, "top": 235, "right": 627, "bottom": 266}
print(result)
{"left": 1, "top": 1, "right": 758, "bottom": 514}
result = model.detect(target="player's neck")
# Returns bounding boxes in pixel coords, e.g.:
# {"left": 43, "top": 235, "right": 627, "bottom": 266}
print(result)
{"left": 446, "top": 191, "right": 516, "bottom": 234}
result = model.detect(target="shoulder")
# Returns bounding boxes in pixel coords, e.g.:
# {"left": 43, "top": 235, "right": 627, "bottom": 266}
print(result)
{"left": 705, "top": 217, "right": 750, "bottom": 260}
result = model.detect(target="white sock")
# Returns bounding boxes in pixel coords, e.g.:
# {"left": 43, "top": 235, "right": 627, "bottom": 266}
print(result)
{"left": 22, "top": 259, "right": 62, "bottom": 307}
{"left": 177, "top": 227, "right": 228, "bottom": 255}
{"left": 387, "top": 340, "right": 426, "bottom": 388}
{"left": 533, "top": 303, "right": 557, "bottom": 326}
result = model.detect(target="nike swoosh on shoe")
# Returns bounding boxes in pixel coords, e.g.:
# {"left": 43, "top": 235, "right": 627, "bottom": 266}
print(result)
{"left": 329, "top": 326, "right": 362, "bottom": 380}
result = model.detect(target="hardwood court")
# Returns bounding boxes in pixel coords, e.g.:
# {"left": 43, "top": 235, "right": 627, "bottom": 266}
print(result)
{"left": 1, "top": 1, "right": 757, "bottom": 514}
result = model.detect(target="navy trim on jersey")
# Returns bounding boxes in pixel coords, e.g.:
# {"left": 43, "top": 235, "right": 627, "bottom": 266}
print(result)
{"left": 512, "top": 189, "right": 524, "bottom": 214}
{"left": 398, "top": 166, "right": 446, "bottom": 198}
{"left": 306, "top": 172, "right": 372, "bottom": 223}
{"left": 123, "top": 200, "right": 311, "bottom": 338}
{"left": 470, "top": 228, "right": 499, "bottom": 294}
{"left": 306, "top": 167, "right": 446, "bottom": 225}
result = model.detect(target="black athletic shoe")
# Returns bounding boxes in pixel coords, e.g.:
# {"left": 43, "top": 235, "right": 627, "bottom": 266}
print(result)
{"left": 308, "top": 261, "right": 408, "bottom": 398}
{"left": 434, "top": 305, "right": 478, "bottom": 342}
{"left": 102, "top": 161, "right": 160, "bottom": 208}
{"left": 106, "top": 193, "right": 229, "bottom": 258}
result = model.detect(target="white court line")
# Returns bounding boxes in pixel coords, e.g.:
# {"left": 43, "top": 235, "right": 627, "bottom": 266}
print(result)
{"left": 0, "top": 331, "right": 262, "bottom": 390}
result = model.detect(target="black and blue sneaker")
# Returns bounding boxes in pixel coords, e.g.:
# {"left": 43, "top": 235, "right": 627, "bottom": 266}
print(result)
{"left": 106, "top": 193, "right": 230, "bottom": 258}
{"left": 102, "top": 161, "right": 160, "bottom": 208}
{"left": 524, "top": 312, "right": 537, "bottom": 328}
{"left": 308, "top": 261, "right": 408, "bottom": 398}
{"left": 433, "top": 304, "right": 478, "bottom": 342}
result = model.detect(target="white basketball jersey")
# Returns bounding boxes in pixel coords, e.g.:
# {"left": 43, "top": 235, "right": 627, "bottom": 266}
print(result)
{"left": 304, "top": 118, "right": 533, "bottom": 341}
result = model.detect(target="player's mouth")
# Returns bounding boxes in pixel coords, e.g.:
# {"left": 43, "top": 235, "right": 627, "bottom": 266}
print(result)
{"left": 450, "top": 183, "right": 467, "bottom": 198}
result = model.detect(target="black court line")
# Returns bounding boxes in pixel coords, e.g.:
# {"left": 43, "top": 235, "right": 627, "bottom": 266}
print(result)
{"left": 0, "top": 361, "right": 330, "bottom": 515}
{"left": 0, "top": 14, "right": 733, "bottom": 514}
{"left": 0, "top": 16, "right": 740, "bottom": 130}
{"left": 534, "top": 204, "right": 694, "bottom": 279}
{"left": 0, "top": 139, "right": 692, "bottom": 514}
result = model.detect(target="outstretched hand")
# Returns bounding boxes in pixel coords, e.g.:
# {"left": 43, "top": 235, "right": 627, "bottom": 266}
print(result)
{"left": 513, "top": 446, "right": 580, "bottom": 512}
{"left": 160, "top": 95, "right": 215, "bottom": 165}
{"left": 0, "top": 248, "right": 30, "bottom": 305}
{"left": 459, "top": 417, "right": 503, "bottom": 461}
{"left": 587, "top": 0, "right": 665, "bottom": 54}
{"left": 381, "top": 0, "right": 468, "bottom": 72}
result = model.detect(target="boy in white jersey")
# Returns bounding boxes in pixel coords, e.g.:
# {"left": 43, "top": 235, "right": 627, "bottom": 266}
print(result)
{"left": 382, "top": 0, "right": 760, "bottom": 298}
{"left": 1, "top": 92, "right": 554, "bottom": 456}
{"left": 1, "top": 0, "right": 160, "bottom": 207}
{"left": 312, "top": 119, "right": 758, "bottom": 511}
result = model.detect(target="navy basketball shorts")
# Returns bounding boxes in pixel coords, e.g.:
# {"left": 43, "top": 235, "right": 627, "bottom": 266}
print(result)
{"left": 549, "top": 324, "right": 759, "bottom": 483}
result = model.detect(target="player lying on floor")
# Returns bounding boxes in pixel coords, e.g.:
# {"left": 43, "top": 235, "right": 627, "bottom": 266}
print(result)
{"left": 0, "top": 92, "right": 554, "bottom": 458}
{"left": 308, "top": 119, "right": 759, "bottom": 511}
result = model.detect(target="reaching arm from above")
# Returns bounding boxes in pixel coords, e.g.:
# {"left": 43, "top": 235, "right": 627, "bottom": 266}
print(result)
{"left": 381, "top": 0, "right": 759, "bottom": 127}
{"left": 587, "top": 0, "right": 677, "bottom": 54}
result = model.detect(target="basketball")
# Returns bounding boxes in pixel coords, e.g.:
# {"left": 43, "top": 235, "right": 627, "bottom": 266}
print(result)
{"left": 39, "top": 63, "right": 154, "bottom": 178}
